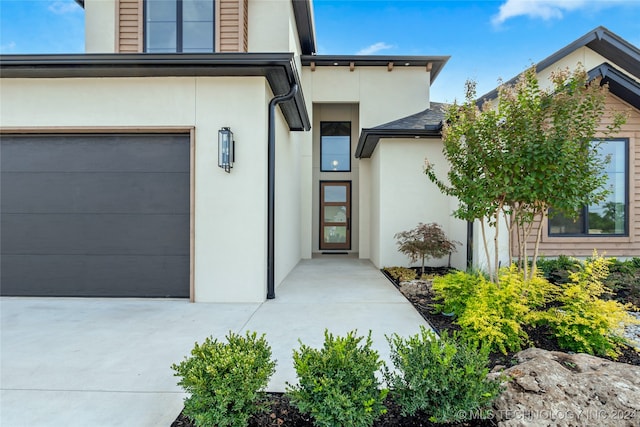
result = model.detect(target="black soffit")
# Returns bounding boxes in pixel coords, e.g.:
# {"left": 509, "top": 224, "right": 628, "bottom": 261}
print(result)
{"left": 588, "top": 63, "right": 640, "bottom": 110}
{"left": 0, "top": 53, "right": 311, "bottom": 131}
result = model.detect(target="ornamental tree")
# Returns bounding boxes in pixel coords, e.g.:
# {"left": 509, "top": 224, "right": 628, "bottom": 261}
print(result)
{"left": 394, "top": 222, "right": 460, "bottom": 275}
{"left": 425, "top": 65, "right": 626, "bottom": 280}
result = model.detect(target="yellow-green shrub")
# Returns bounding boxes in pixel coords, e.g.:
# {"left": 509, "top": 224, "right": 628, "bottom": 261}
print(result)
{"left": 456, "top": 266, "right": 555, "bottom": 354}
{"left": 432, "top": 270, "right": 483, "bottom": 315}
{"left": 531, "top": 254, "right": 639, "bottom": 357}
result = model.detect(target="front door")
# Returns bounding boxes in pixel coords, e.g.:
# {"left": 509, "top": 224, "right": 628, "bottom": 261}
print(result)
{"left": 320, "top": 181, "right": 351, "bottom": 250}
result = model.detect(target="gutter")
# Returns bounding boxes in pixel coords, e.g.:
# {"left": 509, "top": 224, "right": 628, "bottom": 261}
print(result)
{"left": 267, "top": 84, "right": 299, "bottom": 300}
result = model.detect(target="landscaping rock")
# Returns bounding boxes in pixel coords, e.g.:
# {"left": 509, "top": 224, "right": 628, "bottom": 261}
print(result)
{"left": 488, "top": 347, "right": 640, "bottom": 427}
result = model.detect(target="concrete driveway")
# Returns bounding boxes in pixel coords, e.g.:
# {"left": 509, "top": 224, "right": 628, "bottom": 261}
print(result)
{"left": 1, "top": 257, "right": 429, "bottom": 426}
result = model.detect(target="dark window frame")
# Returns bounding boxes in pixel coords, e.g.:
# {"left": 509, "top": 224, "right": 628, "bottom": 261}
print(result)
{"left": 143, "top": 0, "right": 216, "bottom": 53}
{"left": 318, "top": 180, "right": 352, "bottom": 251}
{"left": 320, "top": 121, "right": 352, "bottom": 172}
{"left": 548, "top": 138, "right": 629, "bottom": 237}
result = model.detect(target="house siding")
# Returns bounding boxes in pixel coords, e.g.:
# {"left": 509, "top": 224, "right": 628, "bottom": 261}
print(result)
{"left": 116, "top": 0, "right": 247, "bottom": 53}
{"left": 520, "top": 94, "right": 640, "bottom": 258}
{"left": 218, "top": 0, "right": 249, "bottom": 52}
{"left": 116, "top": 0, "right": 143, "bottom": 53}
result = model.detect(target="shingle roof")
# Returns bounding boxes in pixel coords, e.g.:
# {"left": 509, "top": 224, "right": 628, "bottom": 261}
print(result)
{"left": 355, "top": 102, "right": 447, "bottom": 158}
{"left": 373, "top": 102, "right": 448, "bottom": 131}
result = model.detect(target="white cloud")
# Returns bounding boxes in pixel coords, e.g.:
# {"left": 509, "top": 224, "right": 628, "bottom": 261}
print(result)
{"left": 356, "top": 42, "right": 394, "bottom": 56}
{"left": 1, "top": 41, "right": 17, "bottom": 52}
{"left": 492, "top": 0, "right": 627, "bottom": 25}
{"left": 48, "top": 1, "right": 82, "bottom": 15}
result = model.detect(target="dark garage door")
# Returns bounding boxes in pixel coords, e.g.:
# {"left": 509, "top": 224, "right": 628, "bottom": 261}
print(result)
{"left": 1, "top": 134, "right": 190, "bottom": 297}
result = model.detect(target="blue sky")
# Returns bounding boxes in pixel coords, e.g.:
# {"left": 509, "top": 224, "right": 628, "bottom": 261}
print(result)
{"left": 1, "top": 0, "right": 639, "bottom": 102}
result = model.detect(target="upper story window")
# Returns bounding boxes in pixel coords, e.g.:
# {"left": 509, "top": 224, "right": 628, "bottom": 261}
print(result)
{"left": 320, "top": 122, "right": 351, "bottom": 172}
{"left": 548, "top": 139, "right": 628, "bottom": 236}
{"left": 145, "top": 0, "right": 214, "bottom": 53}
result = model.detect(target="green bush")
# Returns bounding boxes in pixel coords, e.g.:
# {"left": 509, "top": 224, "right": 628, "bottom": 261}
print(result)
{"left": 171, "top": 331, "right": 276, "bottom": 427}
{"left": 286, "top": 330, "right": 388, "bottom": 427}
{"left": 384, "top": 327, "right": 501, "bottom": 423}
{"left": 531, "top": 254, "right": 639, "bottom": 357}
{"left": 432, "top": 270, "right": 483, "bottom": 315}
{"left": 536, "top": 255, "right": 581, "bottom": 284}
{"left": 604, "top": 257, "right": 640, "bottom": 307}
{"left": 384, "top": 266, "right": 417, "bottom": 283}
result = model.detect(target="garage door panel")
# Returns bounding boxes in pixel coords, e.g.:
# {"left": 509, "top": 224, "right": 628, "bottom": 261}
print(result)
{"left": 0, "top": 255, "right": 189, "bottom": 297}
{"left": 0, "top": 135, "right": 190, "bottom": 173}
{"left": 0, "top": 134, "right": 190, "bottom": 297}
{"left": 1, "top": 172, "right": 190, "bottom": 214}
{"left": 1, "top": 213, "right": 189, "bottom": 255}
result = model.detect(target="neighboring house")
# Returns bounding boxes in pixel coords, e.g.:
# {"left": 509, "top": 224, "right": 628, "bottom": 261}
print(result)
{"left": 0, "top": 0, "right": 457, "bottom": 302}
{"left": 476, "top": 27, "right": 640, "bottom": 262}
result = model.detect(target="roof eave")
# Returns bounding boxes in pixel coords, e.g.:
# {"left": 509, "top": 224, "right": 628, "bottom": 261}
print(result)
{"left": 355, "top": 127, "right": 442, "bottom": 159}
{"left": 291, "top": 0, "right": 316, "bottom": 55}
{"left": 301, "top": 55, "right": 450, "bottom": 84}
{"left": 588, "top": 63, "right": 640, "bottom": 109}
{"left": 0, "top": 53, "right": 311, "bottom": 131}
{"left": 478, "top": 26, "right": 640, "bottom": 104}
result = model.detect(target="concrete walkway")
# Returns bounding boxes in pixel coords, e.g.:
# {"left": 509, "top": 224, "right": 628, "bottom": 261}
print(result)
{"left": 1, "top": 257, "right": 429, "bottom": 427}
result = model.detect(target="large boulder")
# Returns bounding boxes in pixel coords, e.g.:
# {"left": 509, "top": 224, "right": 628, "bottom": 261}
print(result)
{"left": 488, "top": 347, "right": 640, "bottom": 427}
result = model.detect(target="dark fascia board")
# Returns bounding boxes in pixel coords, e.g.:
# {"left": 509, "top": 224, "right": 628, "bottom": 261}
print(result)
{"left": 478, "top": 26, "right": 640, "bottom": 104}
{"left": 301, "top": 55, "right": 450, "bottom": 84}
{"left": 355, "top": 127, "right": 442, "bottom": 159}
{"left": 0, "top": 53, "right": 310, "bottom": 131}
{"left": 74, "top": 0, "right": 84, "bottom": 7}
{"left": 588, "top": 63, "right": 640, "bottom": 109}
{"left": 291, "top": 0, "right": 316, "bottom": 55}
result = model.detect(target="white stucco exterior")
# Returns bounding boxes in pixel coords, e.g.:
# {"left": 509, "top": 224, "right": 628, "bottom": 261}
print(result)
{"left": 84, "top": 0, "right": 117, "bottom": 53}
{"left": 366, "top": 138, "right": 467, "bottom": 270}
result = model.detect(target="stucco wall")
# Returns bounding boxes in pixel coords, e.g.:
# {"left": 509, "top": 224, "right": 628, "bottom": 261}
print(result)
{"left": 303, "top": 67, "right": 430, "bottom": 127}
{"left": 248, "top": 0, "right": 300, "bottom": 55}
{"left": 0, "top": 76, "right": 278, "bottom": 303}
{"left": 369, "top": 138, "right": 467, "bottom": 270}
{"left": 85, "top": 0, "right": 117, "bottom": 53}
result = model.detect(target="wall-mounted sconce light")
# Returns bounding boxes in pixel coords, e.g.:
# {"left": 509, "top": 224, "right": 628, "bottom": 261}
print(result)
{"left": 218, "top": 127, "right": 234, "bottom": 173}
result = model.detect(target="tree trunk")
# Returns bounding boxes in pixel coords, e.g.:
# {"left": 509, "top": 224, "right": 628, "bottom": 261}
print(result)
{"left": 480, "top": 220, "right": 492, "bottom": 281}
{"left": 530, "top": 209, "right": 545, "bottom": 280}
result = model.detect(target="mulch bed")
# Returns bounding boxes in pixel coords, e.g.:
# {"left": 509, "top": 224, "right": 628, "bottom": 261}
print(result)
{"left": 171, "top": 266, "right": 639, "bottom": 427}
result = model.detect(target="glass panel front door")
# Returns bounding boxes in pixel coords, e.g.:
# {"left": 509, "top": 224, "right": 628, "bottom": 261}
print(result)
{"left": 320, "top": 181, "right": 351, "bottom": 250}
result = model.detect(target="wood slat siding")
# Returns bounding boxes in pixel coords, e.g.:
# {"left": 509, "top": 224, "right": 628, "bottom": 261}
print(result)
{"left": 515, "top": 94, "right": 640, "bottom": 258}
{"left": 116, "top": 0, "right": 246, "bottom": 53}
{"left": 217, "top": 0, "right": 248, "bottom": 52}
{"left": 116, "top": 0, "right": 143, "bottom": 52}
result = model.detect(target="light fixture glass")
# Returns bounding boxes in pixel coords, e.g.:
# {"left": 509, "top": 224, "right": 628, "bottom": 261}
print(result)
{"left": 218, "top": 127, "right": 234, "bottom": 173}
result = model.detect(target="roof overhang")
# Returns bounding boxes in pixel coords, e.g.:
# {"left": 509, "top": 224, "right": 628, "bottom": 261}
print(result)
{"left": 355, "top": 126, "right": 442, "bottom": 159}
{"left": 588, "top": 63, "right": 640, "bottom": 109}
{"left": 74, "top": 0, "right": 84, "bottom": 7}
{"left": 479, "top": 26, "right": 640, "bottom": 103}
{"left": 301, "top": 55, "right": 450, "bottom": 84}
{"left": 0, "top": 53, "right": 311, "bottom": 131}
{"left": 291, "top": 0, "right": 316, "bottom": 55}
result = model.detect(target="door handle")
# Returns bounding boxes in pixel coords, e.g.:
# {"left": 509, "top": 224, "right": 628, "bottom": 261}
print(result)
{"left": 347, "top": 218, "right": 350, "bottom": 231}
